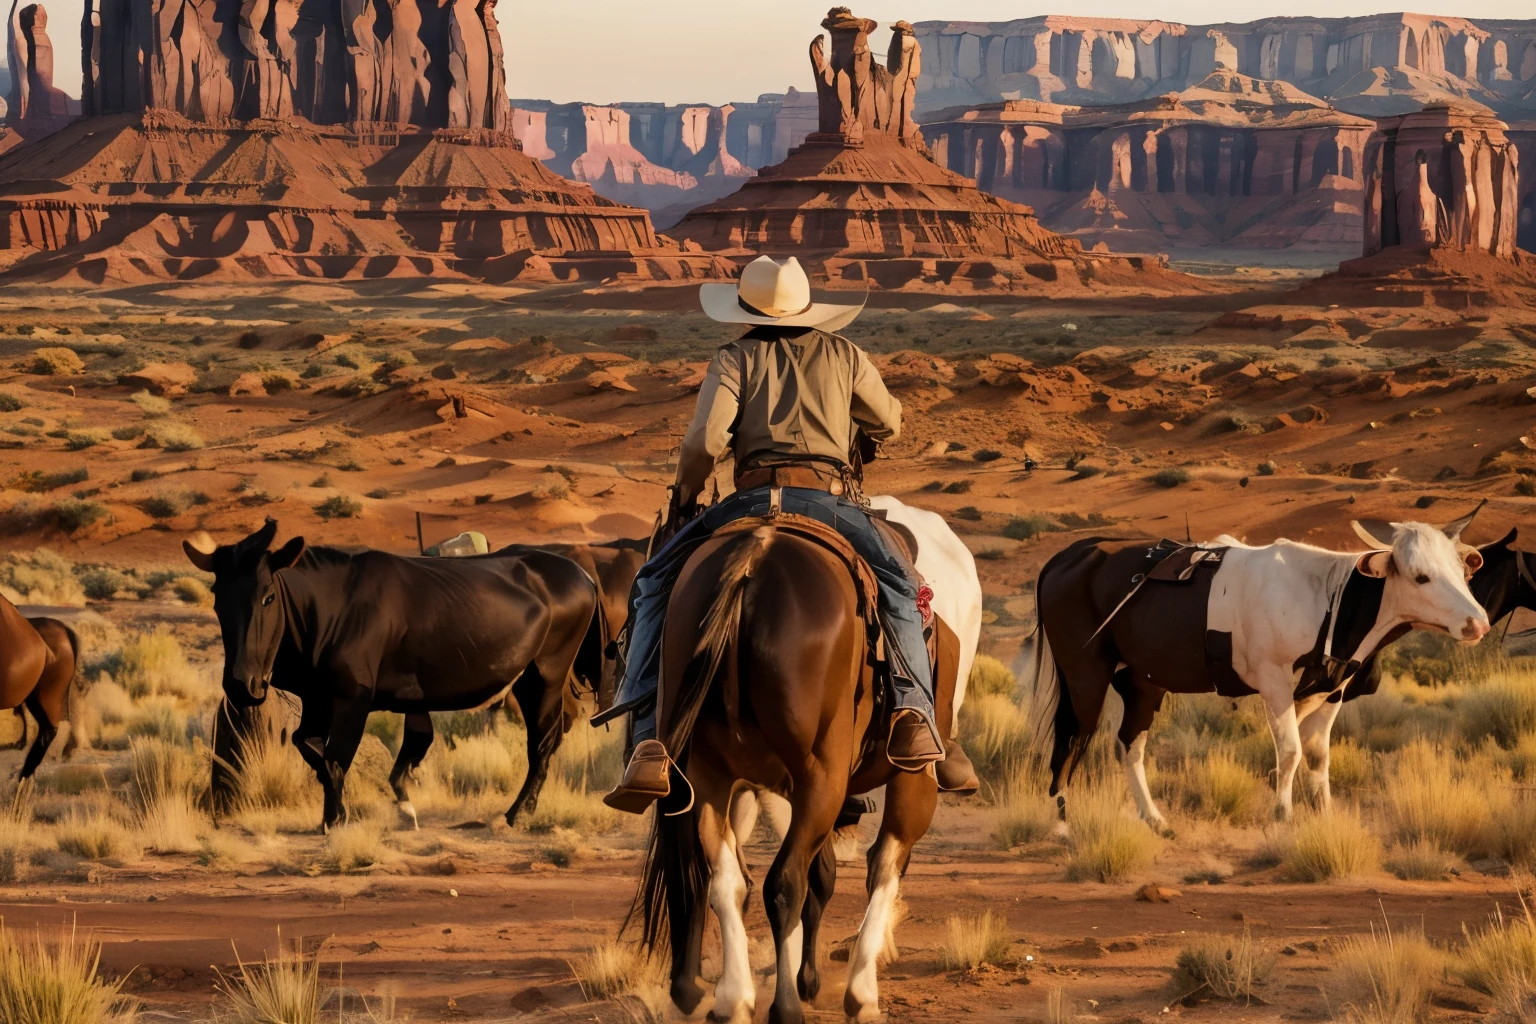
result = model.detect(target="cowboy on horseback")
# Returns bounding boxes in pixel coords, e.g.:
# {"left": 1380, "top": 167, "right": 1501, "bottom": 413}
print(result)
{"left": 596, "top": 255, "right": 965, "bottom": 813}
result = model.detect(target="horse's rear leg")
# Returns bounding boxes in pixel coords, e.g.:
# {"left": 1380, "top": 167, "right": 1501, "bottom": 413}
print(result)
{"left": 1111, "top": 670, "right": 1170, "bottom": 834}
{"left": 701, "top": 776, "right": 753, "bottom": 1024}
{"left": 797, "top": 838, "right": 836, "bottom": 1001}
{"left": 844, "top": 769, "right": 937, "bottom": 1022}
{"left": 765, "top": 777, "right": 841, "bottom": 1024}
{"left": 389, "top": 713, "right": 434, "bottom": 830}
{"left": 17, "top": 693, "right": 56, "bottom": 780}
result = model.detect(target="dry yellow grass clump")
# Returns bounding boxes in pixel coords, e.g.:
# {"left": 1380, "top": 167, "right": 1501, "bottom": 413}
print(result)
{"left": 322, "top": 822, "right": 390, "bottom": 873}
{"left": 1459, "top": 903, "right": 1536, "bottom": 1021}
{"left": 939, "top": 912, "right": 1012, "bottom": 970}
{"left": 54, "top": 812, "right": 139, "bottom": 863}
{"left": 1182, "top": 746, "right": 1269, "bottom": 826}
{"left": 569, "top": 939, "right": 665, "bottom": 1001}
{"left": 0, "top": 921, "right": 135, "bottom": 1024}
{"left": 1280, "top": 807, "right": 1380, "bottom": 883}
{"left": 991, "top": 768, "right": 1058, "bottom": 850}
{"left": 1064, "top": 783, "right": 1160, "bottom": 883}
{"left": 216, "top": 937, "right": 322, "bottom": 1024}
{"left": 1, "top": 790, "right": 34, "bottom": 884}
{"left": 1329, "top": 925, "right": 1443, "bottom": 1024}
{"left": 1384, "top": 740, "right": 1502, "bottom": 858}
{"left": 228, "top": 726, "right": 321, "bottom": 835}
{"left": 1174, "top": 927, "right": 1273, "bottom": 1003}
{"left": 109, "top": 629, "right": 205, "bottom": 701}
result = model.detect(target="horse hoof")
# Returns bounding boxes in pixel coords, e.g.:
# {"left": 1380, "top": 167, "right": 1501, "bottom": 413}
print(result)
{"left": 843, "top": 994, "right": 885, "bottom": 1022}
{"left": 397, "top": 801, "right": 419, "bottom": 831}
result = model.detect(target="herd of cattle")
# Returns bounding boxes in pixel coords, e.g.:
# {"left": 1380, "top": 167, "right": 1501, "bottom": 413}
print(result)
{"left": 0, "top": 496, "right": 1531, "bottom": 1023}
{"left": 0, "top": 501, "right": 1529, "bottom": 834}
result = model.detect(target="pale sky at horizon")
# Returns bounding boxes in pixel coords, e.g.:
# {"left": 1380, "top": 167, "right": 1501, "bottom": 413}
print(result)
{"left": 7, "top": 0, "right": 1535, "bottom": 107}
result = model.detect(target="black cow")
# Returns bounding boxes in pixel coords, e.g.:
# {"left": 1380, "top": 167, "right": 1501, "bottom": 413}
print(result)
{"left": 187, "top": 520, "right": 600, "bottom": 830}
{"left": 1341, "top": 526, "right": 1535, "bottom": 702}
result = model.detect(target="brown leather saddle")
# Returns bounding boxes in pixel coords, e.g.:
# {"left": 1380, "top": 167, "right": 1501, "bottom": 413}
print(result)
{"left": 1144, "top": 539, "right": 1226, "bottom": 582}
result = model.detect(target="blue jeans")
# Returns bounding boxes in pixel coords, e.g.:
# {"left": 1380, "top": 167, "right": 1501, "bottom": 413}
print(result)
{"left": 596, "top": 487, "right": 935, "bottom": 746}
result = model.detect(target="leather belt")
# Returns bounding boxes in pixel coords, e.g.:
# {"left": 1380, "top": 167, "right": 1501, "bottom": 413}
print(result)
{"left": 735, "top": 462, "right": 846, "bottom": 495}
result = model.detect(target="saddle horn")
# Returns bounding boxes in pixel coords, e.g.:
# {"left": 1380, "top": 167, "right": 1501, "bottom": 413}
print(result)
{"left": 1441, "top": 498, "right": 1489, "bottom": 541}
{"left": 1351, "top": 518, "right": 1397, "bottom": 549}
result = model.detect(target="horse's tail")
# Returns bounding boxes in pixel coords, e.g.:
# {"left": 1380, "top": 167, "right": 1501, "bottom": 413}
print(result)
{"left": 635, "top": 527, "right": 774, "bottom": 968}
{"left": 1024, "top": 565, "right": 1085, "bottom": 795}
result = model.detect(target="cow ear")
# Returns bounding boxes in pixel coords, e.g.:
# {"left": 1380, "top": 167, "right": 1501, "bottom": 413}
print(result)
{"left": 1442, "top": 498, "right": 1488, "bottom": 541}
{"left": 1356, "top": 550, "right": 1392, "bottom": 578}
{"left": 1352, "top": 519, "right": 1396, "bottom": 549}
{"left": 1462, "top": 546, "right": 1484, "bottom": 577}
{"left": 183, "top": 531, "right": 217, "bottom": 572}
{"left": 268, "top": 536, "right": 306, "bottom": 571}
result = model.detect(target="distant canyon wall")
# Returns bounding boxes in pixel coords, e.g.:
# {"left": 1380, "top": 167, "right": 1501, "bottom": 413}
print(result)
{"left": 509, "top": 93, "right": 818, "bottom": 228}
{"left": 921, "top": 72, "right": 1383, "bottom": 253}
{"left": 915, "top": 15, "right": 1536, "bottom": 122}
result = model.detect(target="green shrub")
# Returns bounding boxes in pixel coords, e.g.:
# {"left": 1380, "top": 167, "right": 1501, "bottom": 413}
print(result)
{"left": 53, "top": 500, "right": 109, "bottom": 534}
{"left": 0, "top": 390, "right": 22, "bottom": 411}
{"left": 138, "top": 495, "right": 187, "bottom": 519}
{"left": 9, "top": 467, "right": 88, "bottom": 492}
{"left": 79, "top": 566, "right": 136, "bottom": 601}
{"left": 1152, "top": 468, "right": 1191, "bottom": 488}
{"left": 1257, "top": 460, "right": 1278, "bottom": 476}
{"left": 1002, "top": 513, "right": 1058, "bottom": 541}
{"left": 65, "top": 430, "right": 110, "bottom": 451}
{"left": 111, "top": 425, "right": 145, "bottom": 441}
{"left": 314, "top": 495, "right": 362, "bottom": 520}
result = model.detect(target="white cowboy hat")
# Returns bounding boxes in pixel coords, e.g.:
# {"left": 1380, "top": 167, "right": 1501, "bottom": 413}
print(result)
{"left": 699, "top": 256, "right": 866, "bottom": 332}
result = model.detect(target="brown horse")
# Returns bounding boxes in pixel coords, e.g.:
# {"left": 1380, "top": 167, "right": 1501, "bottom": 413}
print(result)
{"left": 634, "top": 521, "right": 954, "bottom": 1024}
{"left": 2, "top": 594, "right": 79, "bottom": 779}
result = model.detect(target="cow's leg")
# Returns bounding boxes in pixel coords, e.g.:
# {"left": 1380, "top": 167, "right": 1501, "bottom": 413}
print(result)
{"left": 17, "top": 692, "right": 57, "bottom": 780}
{"left": 506, "top": 667, "right": 563, "bottom": 827}
{"left": 1297, "top": 695, "right": 1343, "bottom": 812}
{"left": 1258, "top": 670, "right": 1304, "bottom": 821}
{"left": 1111, "top": 669, "right": 1170, "bottom": 834}
{"left": 292, "top": 699, "right": 335, "bottom": 829}
{"left": 845, "top": 767, "right": 937, "bottom": 1023}
{"left": 388, "top": 713, "right": 434, "bottom": 830}
{"left": 1048, "top": 649, "right": 1117, "bottom": 825}
{"left": 322, "top": 691, "right": 374, "bottom": 829}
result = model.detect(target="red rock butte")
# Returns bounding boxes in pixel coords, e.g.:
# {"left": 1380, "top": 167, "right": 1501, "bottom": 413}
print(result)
{"left": 671, "top": 9, "right": 1209, "bottom": 297}
{"left": 0, "top": 0, "right": 731, "bottom": 285}
{"left": 1297, "top": 105, "right": 1536, "bottom": 309}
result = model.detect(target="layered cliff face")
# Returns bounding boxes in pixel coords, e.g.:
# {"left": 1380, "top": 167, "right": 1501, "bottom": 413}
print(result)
{"left": 671, "top": 10, "right": 1208, "bottom": 297}
{"left": 1363, "top": 105, "right": 1519, "bottom": 258}
{"left": 922, "top": 71, "right": 1376, "bottom": 253}
{"left": 508, "top": 94, "right": 825, "bottom": 228}
{"left": 915, "top": 15, "right": 1536, "bottom": 123}
{"left": 0, "top": 0, "right": 733, "bottom": 284}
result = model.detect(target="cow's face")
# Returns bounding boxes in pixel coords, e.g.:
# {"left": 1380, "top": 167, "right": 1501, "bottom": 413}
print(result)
{"left": 1357, "top": 521, "right": 1491, "bottom": 644}
{"left": 184, "top": 520, "right": 306, "bottom": 706}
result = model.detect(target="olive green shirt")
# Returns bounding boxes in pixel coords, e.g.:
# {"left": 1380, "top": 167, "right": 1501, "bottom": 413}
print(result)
{"left": 676, "top": 327, "right": 902, "bottom": 502}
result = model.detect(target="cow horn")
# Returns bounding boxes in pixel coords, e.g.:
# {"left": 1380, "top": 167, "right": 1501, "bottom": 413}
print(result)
{"left": 183, "top": 531, "right": 217, "bottom": 572}
{"left": 1351, "top": 518, "right": 1396, "bottom": 549}
{"left": 1442, "top": 498, "right": 1489, "bottom": 541}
